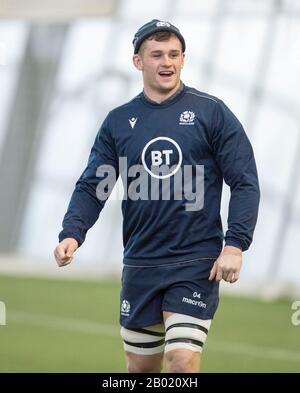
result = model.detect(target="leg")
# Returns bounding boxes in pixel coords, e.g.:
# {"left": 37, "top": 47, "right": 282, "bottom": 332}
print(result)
{"left": 120, "top": 324, "right": 165, "bottom": 373}
{"left": 124, "top": 351, "right": 164, "bottom": 373}
{"left": 164, "top": 348, "right": 200, "bottom": 373}
{"left": 163, "top": 311, "right": 211, "bottom": 373}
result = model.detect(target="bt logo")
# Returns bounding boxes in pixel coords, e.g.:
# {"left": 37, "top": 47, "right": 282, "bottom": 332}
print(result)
{"left": 151, "top": 150, "right": 173, "bottom": 166}
{"left": 142, "top": 136, "right": 182, "bottom": 179}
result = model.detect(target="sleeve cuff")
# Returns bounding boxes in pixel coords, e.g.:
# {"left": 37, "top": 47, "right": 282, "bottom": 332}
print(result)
{"left": 225, "top": 237, "right": 244, "bottom": 251}
{"left": 58, "top": 231, "right": 83, "bottom": 247}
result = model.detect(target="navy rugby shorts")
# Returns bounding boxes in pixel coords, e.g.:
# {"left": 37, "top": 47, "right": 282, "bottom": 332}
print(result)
{"left": 119, "top": 258, "right": 219, "bottom": 328}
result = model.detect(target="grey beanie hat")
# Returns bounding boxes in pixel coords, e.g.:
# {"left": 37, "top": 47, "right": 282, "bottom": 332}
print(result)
{"left": 132, "top": 19, "right": 186, "bottom": 54}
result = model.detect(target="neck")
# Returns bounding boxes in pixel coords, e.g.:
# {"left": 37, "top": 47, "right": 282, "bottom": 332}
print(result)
{"left": 143, "top": 81, "right": 182, "bottom": 104}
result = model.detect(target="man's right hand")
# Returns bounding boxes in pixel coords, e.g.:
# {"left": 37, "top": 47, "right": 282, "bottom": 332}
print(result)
{"left": 54, "top": 238, "right": 78, "bottom": 267}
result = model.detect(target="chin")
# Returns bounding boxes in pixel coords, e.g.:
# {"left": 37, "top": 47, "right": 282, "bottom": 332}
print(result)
{"left": 157, "top": 80, "right": 179, "bottom": 92}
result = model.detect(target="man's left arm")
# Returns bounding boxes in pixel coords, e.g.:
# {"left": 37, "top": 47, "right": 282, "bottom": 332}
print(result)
{"left": 209, "top": 100, "right": 260, "bottom": 283}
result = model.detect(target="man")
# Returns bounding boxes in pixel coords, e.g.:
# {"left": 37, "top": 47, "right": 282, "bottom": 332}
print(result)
{"left": 54, "top": 19, "right": 260, "bottom": 373}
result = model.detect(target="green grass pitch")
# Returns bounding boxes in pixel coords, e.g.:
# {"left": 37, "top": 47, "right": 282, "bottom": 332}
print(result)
{"left": 0, "top": 274, "right": 299, "bottom": 372}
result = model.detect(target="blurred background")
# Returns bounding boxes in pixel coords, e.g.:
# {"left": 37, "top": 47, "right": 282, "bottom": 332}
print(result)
{"left": 0, "top": 0, "right": 300, "bottom": 372}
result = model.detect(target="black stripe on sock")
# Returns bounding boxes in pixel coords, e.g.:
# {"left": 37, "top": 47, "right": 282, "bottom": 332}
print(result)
{"left": 127, "top": 327, "right": 165, "bottom": 337}
{"left": 165, "top": 338, "right": 203, "bottom": 348}
{"left": 124, "top": 338, "right": 165, "bottom": 348}
{"left": 166, "top": 323, "right": 208, "bottom": 335}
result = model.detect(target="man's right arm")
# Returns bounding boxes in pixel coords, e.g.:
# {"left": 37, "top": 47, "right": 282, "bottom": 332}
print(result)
{"left": 54, "top": 114, "right": 119, "bottom": 266}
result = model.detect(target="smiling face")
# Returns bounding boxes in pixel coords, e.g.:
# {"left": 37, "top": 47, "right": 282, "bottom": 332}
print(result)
{"left": 133, "top": 33, "right": 185, "bottom": 102}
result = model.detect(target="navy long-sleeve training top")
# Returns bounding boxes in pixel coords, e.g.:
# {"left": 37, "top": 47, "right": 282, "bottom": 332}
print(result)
{"left": 59, "top": 84, "right": 260, "bottom": 266}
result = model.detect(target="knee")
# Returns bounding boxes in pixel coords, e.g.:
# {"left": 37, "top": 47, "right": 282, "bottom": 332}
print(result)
{"left": 164, "top": 350, "right": 199, "bottom": 373}
{"left": 127, "top": 359, "right": 162, "bottom": 373}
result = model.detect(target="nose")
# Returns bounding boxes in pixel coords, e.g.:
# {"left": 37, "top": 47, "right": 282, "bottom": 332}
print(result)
{"left": 161, "top": 54, "right": 172, "bottom": 67}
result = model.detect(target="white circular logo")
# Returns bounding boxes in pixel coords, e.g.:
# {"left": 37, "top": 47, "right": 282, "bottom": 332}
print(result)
{"left": 141, "top": 136, "right": 182, "bottom": 179}
{"left": 156, "top": 21, "right": 171, "bottom": 27}
{"left": 121, "top": 300, "right": 130, "bottom": 314}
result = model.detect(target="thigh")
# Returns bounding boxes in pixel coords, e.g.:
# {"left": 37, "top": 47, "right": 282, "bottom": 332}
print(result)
{"left": 120, "top": 323, "right": 165, "bottom": 373}
{"left": 162, "top": 311, "right": 211, "bottom": 372}
{"left": 163, "top": 311, "right": 211, "bottom": 353}
{"left": 120, "top": 324, "right": 165, "bottom": 355}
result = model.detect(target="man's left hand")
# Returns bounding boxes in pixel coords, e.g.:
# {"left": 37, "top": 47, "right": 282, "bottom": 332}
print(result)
{"left": 208, "top": 246, "right": 242, "bottom": 283}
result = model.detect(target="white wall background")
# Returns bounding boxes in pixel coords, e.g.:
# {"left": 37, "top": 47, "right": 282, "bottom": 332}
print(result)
{"left": 0, "top": 0, "right": 299, "bottom": 296}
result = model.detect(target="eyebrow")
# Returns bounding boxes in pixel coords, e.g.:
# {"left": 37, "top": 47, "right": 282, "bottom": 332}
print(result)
{"left": 150, "top": 49, "right": 180, "bottom": 54}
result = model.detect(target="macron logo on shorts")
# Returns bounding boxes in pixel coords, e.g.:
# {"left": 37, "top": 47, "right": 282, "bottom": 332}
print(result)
{"left": 182, "top": 297, "right": 207, "bottom": 309}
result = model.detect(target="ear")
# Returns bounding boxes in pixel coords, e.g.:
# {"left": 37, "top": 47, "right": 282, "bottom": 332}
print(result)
{"left": 133, "top": 54, "right": 143, "bottom": 71}
{"left": 181, "top": 52, "right": 185, "bottom": 69}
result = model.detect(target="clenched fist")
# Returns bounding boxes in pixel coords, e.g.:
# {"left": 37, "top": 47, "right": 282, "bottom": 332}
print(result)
{"left": 209, "top": 246, "right": 242, "bottom": 283}
{"left": 54, "top": 238, "right": 78, "bottom": 267}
